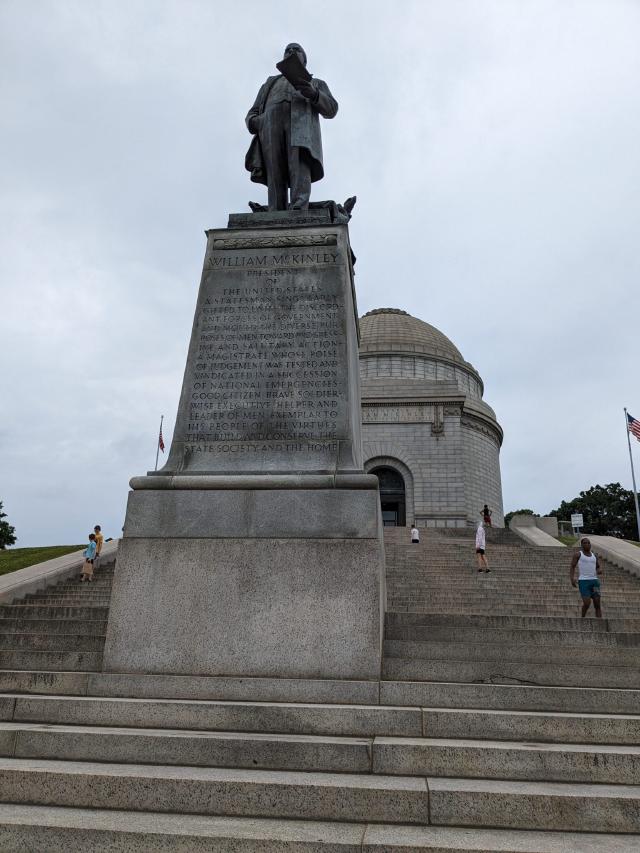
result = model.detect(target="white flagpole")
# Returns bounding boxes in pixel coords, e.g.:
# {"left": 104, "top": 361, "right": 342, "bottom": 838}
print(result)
{"left": 154, "top": 415, "right": 164, "bottom": 472}
{"left": 624, "top": 408, "right": 640, "bottom": 541}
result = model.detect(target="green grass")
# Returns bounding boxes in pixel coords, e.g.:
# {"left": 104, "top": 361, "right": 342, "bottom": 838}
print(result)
{"left": 556, "top": 535, "right": 578, "bottom": 547}
{"left": 0, "top": 545, "right": 84, "bottom": 577}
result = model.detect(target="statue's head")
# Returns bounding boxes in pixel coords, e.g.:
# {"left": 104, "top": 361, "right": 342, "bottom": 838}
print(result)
{"left": 284, "top": 43, "right": 307, "bottom": 66}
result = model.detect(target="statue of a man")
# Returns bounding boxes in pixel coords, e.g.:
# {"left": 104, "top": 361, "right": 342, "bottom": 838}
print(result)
{"left": 245, "top": 43, "right": 338, "bottom": 211}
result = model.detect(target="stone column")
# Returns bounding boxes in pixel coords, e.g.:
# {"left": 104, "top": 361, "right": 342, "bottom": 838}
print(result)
{"left": 102, "top": 210, "right": 385, "bottom": 680}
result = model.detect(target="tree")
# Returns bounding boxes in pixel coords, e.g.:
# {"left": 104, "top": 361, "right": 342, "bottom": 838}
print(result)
{"left": 0, "top": 502, "right": 16, "bottom": 549}
{"left": 504, "top": 508, "right": 536, "bottom": 528}
{"left": 548, "top": 483, "right": 639, "bottom": 541}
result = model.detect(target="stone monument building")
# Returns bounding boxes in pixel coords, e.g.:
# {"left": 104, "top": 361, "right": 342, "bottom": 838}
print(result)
{"left": 359, "top": 308, "right": 504, "bottom": 528}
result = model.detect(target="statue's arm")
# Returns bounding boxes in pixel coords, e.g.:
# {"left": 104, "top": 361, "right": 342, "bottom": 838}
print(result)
{"left": 245, "top": 84, "right": 267, "bottom": 134}
{"left": 311, "top": 79, "right": 338, "bottom": 119}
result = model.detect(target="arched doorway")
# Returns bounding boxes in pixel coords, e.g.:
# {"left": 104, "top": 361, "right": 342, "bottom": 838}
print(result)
{"left": 371, "top": 466, "right": 406, "bottom": 527}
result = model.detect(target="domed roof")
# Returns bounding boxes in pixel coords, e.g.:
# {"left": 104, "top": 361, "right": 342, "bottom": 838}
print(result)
{"left": 359, "top": 308, "right": 465, "bottom": 364}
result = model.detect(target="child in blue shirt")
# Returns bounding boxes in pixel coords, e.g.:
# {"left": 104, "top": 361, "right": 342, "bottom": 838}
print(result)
{"left": 81, "top": 534, "right": 97, "bottom": 582}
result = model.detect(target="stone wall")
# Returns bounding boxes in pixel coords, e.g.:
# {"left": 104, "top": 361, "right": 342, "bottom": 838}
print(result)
{"left": 462, "top": 419, "right": 504, "bottom": 526}
{"left": 360, "top": 354, "right": 482, "bottom": 399}
{"left": 363, "top": 413, "right": 468, "bottom": 528}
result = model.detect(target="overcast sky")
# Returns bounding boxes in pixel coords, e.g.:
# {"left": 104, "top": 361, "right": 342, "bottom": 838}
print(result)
{"left": 1, "top": 0, "right": 639, "bottom": 546}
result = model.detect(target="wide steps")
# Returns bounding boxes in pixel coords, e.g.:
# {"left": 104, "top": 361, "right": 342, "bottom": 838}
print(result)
{"left": 386, "top": 624, "right": 640, "bottom": 647}
{"left": 386, "top": 612, "right": 640, "bottom": 632}
{"left": 6, "top": 692, "right": 640, "bottom": 744}
{"left": 383, "top": 656, "right": 640, "bottom": 689}
{"left": 0, "top": 650, "right": 103, "bottom": 671}
{"left": 0, "top": 757, "right": 427, "bottom": 823}
{"left": 384, "top": 638, "right": 640, "bottom": 667}
{"left": 0, "top": 633, "right": 105, "bottom": 651}
{"left": 1, "top": 721, "right": 640, "bottom": 784}
{"left": 4, "top": 806, "right": 639, "bottom": 852}
{"left": 0, "top": 618, "right": 107, "bottom": 635}
{"left": 2, "top": 756, "right": 637, "bottom": 833}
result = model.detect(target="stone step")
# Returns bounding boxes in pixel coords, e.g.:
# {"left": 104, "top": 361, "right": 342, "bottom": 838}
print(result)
{"left": 382, "top": 657, "right": 640, "bottom": 689}
{"left": 25, "top": 584, "right": 112, "bottom": 591}
{"left": 387, "top": 570, "right": 640, "bottom": 592}
{"left": 3, "top": 721, "right": 639, "bottom": 785}
{"left": 429, "top": 776, "right": 640, "bottom": 833}
{"left": 386, "top": 612, "right": 640, "bottom": 632}
{"left": 16, "top": 600, "right": 112, "bottom": 608}
{"left": 381, "top": 679, "right": 640, "bottom": 714}
{"left": 0, "top": 670, "right": 90, "bottom": 696}
{"left": 388, "top": 606, "right": 638, "bottom": 617}
{"left": 4, "top": 805, "right": 639, "bottom": 852}
{"left": 0, "top": 757, "right": 428, "bottom": 823}
{"left": 384, "top": 639, "right": 640, "bottom": 667}
{"left": 372, "top": 736, "right": 640, "bottom": 784}
{"left": 0, "top": 722, "right": 374, "bottom": 774}
{"left": 7, "top": 693, "right": 640, "bottom": 745}
{"left": 0, "top": 671, "right": 381, "bottom": 704}
{"left": 0, "top": 650, "right": 103, "bottom": 671}
{"left": 387, "top": 582, "right": 640, "bottom": 594}
{"left": 3, "top": 758, "right": 631, "bottom": 832}
{"left": 0, "top": 634, "right": 105, "bottom": 651}
{"left": 387, "top": 605, "right": 638, "bottom": 617}
{"left": 0, "top": 605, "right": 109, "bottom": 619}
{"left": 385, "top": 624, "right": 640, "bottom": 647}
{"left": 5, "top": 695, "right": 423, "bottom": 737}
{"left": 420, "top": 707, "right": 640, "bottom": 745}
{"left": 0, "top": 619, "right": 108, "bottom": 637}
{"left": 5, "top": 669, "right": 640, "bottom": 715}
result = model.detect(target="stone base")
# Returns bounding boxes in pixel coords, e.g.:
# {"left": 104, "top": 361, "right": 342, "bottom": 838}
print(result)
{"left": 102, "top": 483, "right": 385, "bottom": 681}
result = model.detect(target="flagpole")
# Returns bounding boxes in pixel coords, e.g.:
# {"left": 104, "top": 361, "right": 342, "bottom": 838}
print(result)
{"left": 155, "top": 415, "right": 164, "bottom": 472}
{"left": 624, "top": 408, "right": 640, "bottom": 541}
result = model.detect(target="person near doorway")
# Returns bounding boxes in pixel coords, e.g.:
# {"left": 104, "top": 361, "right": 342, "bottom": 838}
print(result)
{"left": 570, "top": 537, "right": 603, "bottom": 618}
{"left": 475, "top": 521, "right": 490, "bottom": 572}
{"left": 410, "top": 523, "right": 420, "bottom": 544}
{"left": 81, "top": 533, "right": 97, "bottom": 582}
{"left": 481, "top": 504, "right": 492, "bottom": 526}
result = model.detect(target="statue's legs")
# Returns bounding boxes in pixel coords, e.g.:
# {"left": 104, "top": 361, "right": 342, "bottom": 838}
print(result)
{"left": 259, "top": 103, "right": 290, "bottom": 211}
{"left": 288, "top": 148, "right": 311, "bottom": 210}
{"left": 259, "top": 102, "right": 311, "bottom": 211}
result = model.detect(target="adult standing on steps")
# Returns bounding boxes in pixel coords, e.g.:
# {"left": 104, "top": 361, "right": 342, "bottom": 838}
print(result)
{"left": 410, "top": 523, "right": 420, "bottom": 544}
{"left": 475, "top": 521, "right": 490, "bottom": 573}
{"left": 481, "top": 504, "right": 492, "bottom": 526}
{"left": 570, "top": 537, "right": 603, "bottom": 618}
{"left": 93, "top": 525, "right": 104, "bottom": 569}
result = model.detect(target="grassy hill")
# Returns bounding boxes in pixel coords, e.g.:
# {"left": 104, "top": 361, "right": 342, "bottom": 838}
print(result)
{"left": 0, "top": 546, "right": 84, "bottom": 577}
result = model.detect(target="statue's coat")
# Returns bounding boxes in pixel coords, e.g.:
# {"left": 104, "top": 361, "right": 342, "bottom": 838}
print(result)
{"left": 245, "top": 75, "right": 338, "bottom": 186}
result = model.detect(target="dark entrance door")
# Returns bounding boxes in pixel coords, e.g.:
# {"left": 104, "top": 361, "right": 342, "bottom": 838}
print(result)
{"left": 371, "top": 467, "right": 406, "bottom": 527}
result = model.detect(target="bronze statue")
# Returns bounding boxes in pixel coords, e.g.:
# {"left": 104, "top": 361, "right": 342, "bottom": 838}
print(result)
{"left": 245, "top": 43, "right": 338, "bottom": 211}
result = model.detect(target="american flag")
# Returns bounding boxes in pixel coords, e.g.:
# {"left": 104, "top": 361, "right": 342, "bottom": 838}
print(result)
{"left": 628, "top": 412, "right": 640, "bottom": 442}
{"left": 158, "top": 422, "right": 165, "bottom": 453}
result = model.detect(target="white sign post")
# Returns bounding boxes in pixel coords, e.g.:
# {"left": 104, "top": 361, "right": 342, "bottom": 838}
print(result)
{"left": 571, "top": 513, "right": 584, "bottom": 536}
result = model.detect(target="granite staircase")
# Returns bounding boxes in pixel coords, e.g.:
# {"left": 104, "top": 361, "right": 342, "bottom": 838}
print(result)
{"left": 0, "top": 560, "right": 112, "bottom": 673}
{"left": 0, "top": 535, "right": 639, "bottom": 849}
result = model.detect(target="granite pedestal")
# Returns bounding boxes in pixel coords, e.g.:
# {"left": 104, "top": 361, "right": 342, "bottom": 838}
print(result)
{"left": 103, "top": 211, "right": 385, "bottom": 680}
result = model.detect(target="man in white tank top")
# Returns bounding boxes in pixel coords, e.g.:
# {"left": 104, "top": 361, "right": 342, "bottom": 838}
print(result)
{"left": 570, "top": 537, "right": 603, "bottom": 618}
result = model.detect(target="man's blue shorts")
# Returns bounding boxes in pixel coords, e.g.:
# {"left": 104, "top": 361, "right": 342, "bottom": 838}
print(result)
{"left": 578, "top": 578, "right": 601, "bottom": 599}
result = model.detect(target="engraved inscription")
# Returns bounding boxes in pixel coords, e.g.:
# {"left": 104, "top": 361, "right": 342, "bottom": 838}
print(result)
{"left": 206, "top": 250, "right": 339, "bottom": 271}
{"left": 181, "top": 250, "right": 347, "bottom": 459}
{"left": 362, "top": 404, "right": 434, "bottom": 424}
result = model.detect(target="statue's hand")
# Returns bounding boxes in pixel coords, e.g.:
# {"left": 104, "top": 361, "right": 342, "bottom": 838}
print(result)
{"left": 297, "top": 81, "right": 318, "bottom": 102}
{"left": 248, "top": 115, "right": 261, "bottom": 134}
